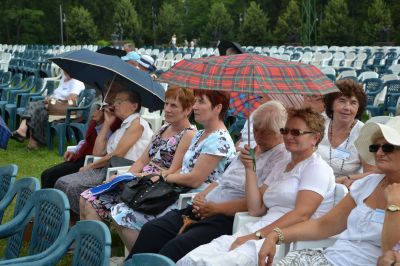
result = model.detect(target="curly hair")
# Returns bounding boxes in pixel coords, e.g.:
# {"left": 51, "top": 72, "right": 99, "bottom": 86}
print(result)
{"left": 287, "top": 107, "right": 325, "bottom": 146}
{"left": 324, "top": 79, "right": 367, "bottom": 119}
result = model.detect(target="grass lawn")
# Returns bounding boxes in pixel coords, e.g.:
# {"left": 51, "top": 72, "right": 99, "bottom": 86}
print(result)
{"left": 0, "top": 139, "right": 125, "bottom": 263}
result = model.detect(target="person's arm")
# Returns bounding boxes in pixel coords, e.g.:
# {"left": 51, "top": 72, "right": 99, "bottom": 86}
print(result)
{"left": 194, "top": 198, "right": 247, "bottom": 218}
{"left": 92, "top": 108, "right": 115, "bottom": 156}
{"left": 166, "top": 153, "right": 223, "bottom": 188}
{"left": 382, "top": 183, "right": 400, "bottom": 252}
{"left": 128, "top": 145, "right": 152, "bottom": 174}
{"left": 257, "top": 194, "right": 356, "bottom": 266}
{"left": 337, "top": 159, "right": 377, "bottom": 187}
{"left": 241, "top": 144, "right": 268, "bottom": 216}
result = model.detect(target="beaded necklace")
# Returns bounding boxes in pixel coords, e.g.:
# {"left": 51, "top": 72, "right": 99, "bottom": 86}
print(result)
{"left": 328, "top": 120, "right": 355, "bottom": 175}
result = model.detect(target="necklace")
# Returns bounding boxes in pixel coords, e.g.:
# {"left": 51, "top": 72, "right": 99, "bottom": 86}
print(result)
{"left": 328, "top": 120, "right": 355, "bottom": 175}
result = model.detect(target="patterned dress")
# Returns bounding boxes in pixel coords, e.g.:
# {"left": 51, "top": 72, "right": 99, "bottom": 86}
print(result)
{"left": 80, "top": 124, "right": 194, "bottom": 221}
{"left": 110, "top": 129, "right": 236, "bottom": 230}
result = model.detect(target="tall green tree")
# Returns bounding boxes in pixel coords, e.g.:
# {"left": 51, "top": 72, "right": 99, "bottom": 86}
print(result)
{"left": 318, "top": 0, "right": 352, "bottom": 45}
{"left": 113, "top": 0, "right": 142, "bottom": 45}
{"left": 65, "top": 6, "right": 98, "bottom": 44}
{"left": 156, "top": 2, "right": 184, "bottom": 46}
{"left": 273, "top": 0, "right": 301, "bottom": 44}
{"left": 238, "top": 1, "right": 271, "bottom": 45}
{"left": 201, "top": 2, "right": 234, "bottom": 45}
{"left": 362, "top": 0, "right": 392, "bottom": 44}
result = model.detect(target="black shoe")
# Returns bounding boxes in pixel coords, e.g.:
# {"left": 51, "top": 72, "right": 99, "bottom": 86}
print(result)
{"left": 10, "top": 131, "right": 26, "bottom": 143}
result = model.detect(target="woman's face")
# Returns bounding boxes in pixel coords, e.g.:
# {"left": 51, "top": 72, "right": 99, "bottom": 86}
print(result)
{"left": 332, "top": 95, "right": 359, "bottom": 124}
{"left": 113, "top": 92, "right": 137, "bottom": 119}
{"left": 192, "top": 94, "right": 218, "bottom": 125}
{"left": 164, "top": 96, "right": 190, "bottom": 124}
{"left": 373, "top": 137, "right": 400, "bottom": 173}
{"left": 282, "top": 117, "right": 318, "bottom": 154}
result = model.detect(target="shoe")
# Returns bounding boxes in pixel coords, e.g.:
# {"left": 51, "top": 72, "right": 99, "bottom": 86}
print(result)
{"left": 10, "top": 131, "right": 26, "bottom": 143}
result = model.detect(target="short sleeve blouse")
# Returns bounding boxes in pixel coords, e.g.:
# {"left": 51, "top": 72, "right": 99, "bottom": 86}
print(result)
{"left": 180, "top": 129, "right": 236, "bottom": 184}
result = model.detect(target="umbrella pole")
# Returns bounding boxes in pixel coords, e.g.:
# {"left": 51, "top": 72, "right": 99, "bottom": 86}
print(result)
{"left": 103, "top": 74, "right": 117, "bottom": 106}
{"left": 246, "top": 93, "right": 256, "bottom": 171}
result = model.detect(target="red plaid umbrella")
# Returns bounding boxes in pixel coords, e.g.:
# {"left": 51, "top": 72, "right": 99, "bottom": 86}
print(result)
{"left": 158, "top": 53, "right": 338, "bottom": 99}
{"left": 228, "top": 92, "right": 262, "bottom": 119}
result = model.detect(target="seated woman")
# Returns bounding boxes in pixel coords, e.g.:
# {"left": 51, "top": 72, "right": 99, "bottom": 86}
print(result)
{"left": 109, "top": 90, "right": 236, "bottom": 251}
{"left": 79, "top": 87, "right": 196, "bottom": 221}
{"left": 55, "top": 85, "right": 153, "bottom": 217}
{"left": 179, "top": 108, "right": 336, "bottom": 266}
{"left": 258, "top": 116, "right": 400, "bottom": 266}
{"left": 317, "top": 79, "right": 376, "bottom": 187}
{"left": 378, "top": 183, "right": 400, "bottom": 266}
{"left": 129, "top": 101, "right": 289, "bottom": 262}
{"left": 11, "top": 70, "right": 85, "bottom": 149}
{"left": 41, "top": 104, "right": 121, "bottom": 188}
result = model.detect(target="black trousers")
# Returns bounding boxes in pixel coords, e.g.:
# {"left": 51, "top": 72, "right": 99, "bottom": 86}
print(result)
{"left": 40, "top": 157, "right": 85, "bottom": 188}
{"left": 129, "top": 208, "right": 234, "bottom": 262}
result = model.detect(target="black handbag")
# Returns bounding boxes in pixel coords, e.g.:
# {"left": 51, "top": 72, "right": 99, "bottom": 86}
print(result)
{"left": 120, "top": 174, "right": 190, "bottom": 215}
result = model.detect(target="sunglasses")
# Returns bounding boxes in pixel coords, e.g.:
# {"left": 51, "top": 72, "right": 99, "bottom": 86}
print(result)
{"left": 280, "top": 128, "right": 314, "bottom": 136}
{"left": 369, "top": 143, "right": 400, "bottom": 153}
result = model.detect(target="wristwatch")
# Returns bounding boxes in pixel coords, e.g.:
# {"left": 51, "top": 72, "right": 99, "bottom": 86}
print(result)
{"left": 387, "top": 204, "right": 400, "bottom": 212}
{"left": 255, "top": 231, "right": 264, "bottom": 239}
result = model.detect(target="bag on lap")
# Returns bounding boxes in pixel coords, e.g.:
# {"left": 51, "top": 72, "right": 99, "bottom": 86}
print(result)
{"left": 120, "top": 174, "right": 190, "bottom": 215}
{"left": 47, "top": 99, "right": 77, "bottom": 116}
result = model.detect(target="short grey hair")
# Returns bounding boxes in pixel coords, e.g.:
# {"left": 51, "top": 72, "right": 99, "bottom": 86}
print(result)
{"left": 252, "top": 100, "right": 287, "bottom": 134}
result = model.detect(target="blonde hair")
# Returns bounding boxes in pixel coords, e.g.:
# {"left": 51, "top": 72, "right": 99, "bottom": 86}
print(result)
{"left": 252, "top": 100, "right": 287, "bottom": 134}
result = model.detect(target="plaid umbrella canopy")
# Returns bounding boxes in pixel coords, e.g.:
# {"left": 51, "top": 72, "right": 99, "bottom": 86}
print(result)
{"left": 228, "top": 92, "right": 262, "bottom": 119}
{"left": 158, "top": 53, "right": 338, "bottom": 103}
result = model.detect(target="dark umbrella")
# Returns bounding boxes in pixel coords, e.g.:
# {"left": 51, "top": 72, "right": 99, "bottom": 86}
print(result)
{"left": 0, "top": 117, "right": 11, "bottom": 149}
{"left": 217, "top": 40, "right": 245, "bottom": 56}
{"left": 49, "top": 49, "right": 165, "bottom": 112}
{"left": 97, "top": 46, "right": 127, "bottom": 57}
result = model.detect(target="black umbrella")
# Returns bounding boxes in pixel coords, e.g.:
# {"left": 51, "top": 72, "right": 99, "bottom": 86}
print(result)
{"left": 49, "top": 49, "right": 165, "bottom": 112}
{"left": 217, "top": 40, "right": 245, "bottom": 56}
{"left": 97, "top": 46, "right": 127, "bottom": 57}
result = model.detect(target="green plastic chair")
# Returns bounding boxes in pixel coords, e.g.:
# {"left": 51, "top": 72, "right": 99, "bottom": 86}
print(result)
{"left": 0, "top": 164, "right": 17, "bottom": 205}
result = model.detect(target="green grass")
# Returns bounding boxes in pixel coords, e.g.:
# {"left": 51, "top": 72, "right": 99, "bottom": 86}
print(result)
{"left": 0, "top": 139, "right": 125, "bottom": 263}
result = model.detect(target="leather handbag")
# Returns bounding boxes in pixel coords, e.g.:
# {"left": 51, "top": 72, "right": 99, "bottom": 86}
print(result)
{"left": 47, "top": 99, "right": 77, "bottom": 116}
{"left": 120, "top": 174, "right": 190, "bottom": 215}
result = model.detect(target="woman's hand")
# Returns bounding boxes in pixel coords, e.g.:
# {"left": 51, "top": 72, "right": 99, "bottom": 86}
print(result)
{"left": 103, "top": 107, "right": 116, "bottom": 126}
{"left": 79, "top": 164, "right": 93, "bottom": 172}
{"left": 258, "top": 237, "right": 277, "bottom": 266}
{"left": 336, "top": 176, "right": 354, "bottom": 188}
{"left": 192, "top": 201, "right": 217, "bottom": 219}
{"left": 378, "top": 250, "right": 400, "bottom": 266}
{"left": 229, "top": 234, "right": 257, "bottom": 251}
{"left": 385, "top": 183, "right": 400, "bottom": 206}
{"left": 240, "top": 144, "right": 254, "bottom": 170}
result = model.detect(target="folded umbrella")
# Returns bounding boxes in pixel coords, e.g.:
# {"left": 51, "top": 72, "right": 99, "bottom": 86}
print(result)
{"left": 50, "top": 49, "right": 165, "bottom": 112}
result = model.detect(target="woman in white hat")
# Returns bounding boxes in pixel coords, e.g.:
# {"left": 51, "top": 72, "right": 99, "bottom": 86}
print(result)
{"left": 258, "top": 116, "right": 400, "bottom": 266}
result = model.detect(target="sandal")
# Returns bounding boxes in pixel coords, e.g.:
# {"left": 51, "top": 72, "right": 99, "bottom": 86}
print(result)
{"left": 10, "top": 131, "right": 26, "bottom": 143}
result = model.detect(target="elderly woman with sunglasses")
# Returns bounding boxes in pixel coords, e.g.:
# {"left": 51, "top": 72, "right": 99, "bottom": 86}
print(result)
{"left": 178, "top": 108, "right": 335, "bottom": 266}
{"left": 258, "top": 116, "right": 400, "bottom": 266}
{"left": 317, "top": 79, "right": 376, "bottom": 188}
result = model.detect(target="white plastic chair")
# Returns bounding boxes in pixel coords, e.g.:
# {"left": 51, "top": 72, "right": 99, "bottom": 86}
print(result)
{"left": 358, "top": 71, "right": 378, "bottom": 82}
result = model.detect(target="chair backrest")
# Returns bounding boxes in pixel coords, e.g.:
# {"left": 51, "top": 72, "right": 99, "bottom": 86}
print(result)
{"left": 384, "top": 80, "right": 400, "bottom": 111}
{"left": 1, "top": 189, "right": 70, "bottom": 260}
{"left": 25, "top": 220, "right": 111, "bottom": 266}
{"left": 76, "top": 88, "right": 96, "bottom": 120}
{"left": 0, "top": 164, "right": 17, "bottom": 203}
{"left": 3, "top": 177, "right": 40, "bottom": 259}
{"left": 126, "top": 253, "right": 175, "bottom": 266}
{"left": 334, "top": 184, "right": 348, "bottom": 206}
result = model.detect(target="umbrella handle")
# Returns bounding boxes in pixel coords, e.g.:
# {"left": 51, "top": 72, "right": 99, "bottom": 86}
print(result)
{"left": 249, "top": 147, "right": 256, "bottom": 172}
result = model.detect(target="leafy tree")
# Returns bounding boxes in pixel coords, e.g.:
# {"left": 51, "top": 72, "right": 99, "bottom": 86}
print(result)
{"left": 65, "top": 6, "right": 98, "bottom": 44}
{"left": 273, "top": 0, "right": 301, "bottom": 44}
{"left": 2, "top": 7, "right": 44, "bottom": 43}
{"left": 238, "top": 1, "right": 271, "bottom": 45}
{"left": 112, "top": 0, "right": 142, "bottom": 45}
{"left": 201, "top": 2, "right": 234, "bottom": 45}
{"left": 156, "top": 2, "right": 184, "bottom": 45}
{"left": 362, "top": 0, "right": 392, "bottom": 44}
{"left": 318, "top": 0, "right": 352, "bottom": 45}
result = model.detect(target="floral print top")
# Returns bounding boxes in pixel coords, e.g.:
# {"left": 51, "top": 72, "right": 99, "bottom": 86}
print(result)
{"left": 181, "top": 129, "right": 236, "bottom": 184}
{"left": 142, "top": 123, "right": 195, "bottom": 174}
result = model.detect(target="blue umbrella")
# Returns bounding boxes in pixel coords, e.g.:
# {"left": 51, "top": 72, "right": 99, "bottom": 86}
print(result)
{"left": 0, "top": 117, "right": 11, "bottom": 149}
{"left": 49, "top": 49, "right": 165, "bottom": 112}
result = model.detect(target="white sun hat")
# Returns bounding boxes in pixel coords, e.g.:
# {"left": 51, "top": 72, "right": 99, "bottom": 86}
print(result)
{"left": 355, "top": 116, "right": 400, "bottom": 165}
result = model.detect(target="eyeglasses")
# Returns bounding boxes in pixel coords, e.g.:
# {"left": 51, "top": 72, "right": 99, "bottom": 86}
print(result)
{"left": 279, "top": 128, "right": 315, "bottom": 136}
{"left": 113, "top": 99, "right": 129, "bottom": 105}
{"left": 369, "top": 143, "right": 400, "bottom": 153}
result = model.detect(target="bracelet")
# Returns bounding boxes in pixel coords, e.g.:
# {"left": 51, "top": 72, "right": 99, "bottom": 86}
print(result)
{"left": 272, "top": 227, "right": 284, "bottom": 245}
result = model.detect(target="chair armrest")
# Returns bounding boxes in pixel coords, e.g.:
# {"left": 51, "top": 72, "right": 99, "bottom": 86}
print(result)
{"left": 232, "top": 212, "right": 261, "bottom": 234}
{"left": 178, "top": 193, "right": 197, "bottom": 210}
{"left": 29, "top": 96, "right": 45, "bottom": 102}
{"left": 105, "top": 166, "right": 131, "bottom": 182}
{"left": 292, "top": 236, "right": 339, "bottom": 251}
{"left": 84, "top": 155, "right": 103, "bottom": 166}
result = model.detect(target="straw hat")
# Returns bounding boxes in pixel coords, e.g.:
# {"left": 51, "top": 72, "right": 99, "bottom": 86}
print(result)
{"left": 355, "top": 116, "right": 400, "bottom": 165}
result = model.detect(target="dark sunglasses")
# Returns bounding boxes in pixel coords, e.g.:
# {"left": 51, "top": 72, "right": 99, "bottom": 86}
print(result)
{"left": 369, "top": 143, "right": 400, "bottom": 153}
{"left": 280, "top": 128, "right": 314, "bottom": 136}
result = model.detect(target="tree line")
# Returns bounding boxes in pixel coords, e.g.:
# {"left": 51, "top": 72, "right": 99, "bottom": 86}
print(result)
{"left": 1, "top": 0, "right": 399, "bottom": 47}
